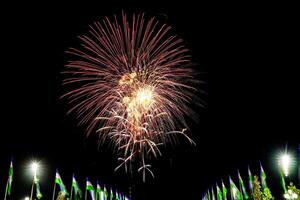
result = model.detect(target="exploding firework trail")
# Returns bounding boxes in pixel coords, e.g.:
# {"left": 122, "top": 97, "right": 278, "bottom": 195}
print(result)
{"left": 63, "top": 12, "right": 197, "bottom": 180}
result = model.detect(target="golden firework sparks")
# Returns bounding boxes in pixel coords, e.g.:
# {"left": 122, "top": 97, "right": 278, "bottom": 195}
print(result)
{"left": 63, "top": 12, "right": 197, "bottom": 181}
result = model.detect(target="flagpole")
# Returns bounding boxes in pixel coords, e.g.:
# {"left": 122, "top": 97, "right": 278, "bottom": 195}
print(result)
{"left": 95, "top": 182, "right": 98, "bottom": 200}
{"left": 239, "top": 184, "right": 243, "bottom": 200}
{"left": 52, "top": 179, "right": 56, "bottom": 200}
{"left": 4, "top": 181, "right": 8, "bottom": 200}
{"left": 85, "top": 188, "right": 87, "bottom": 200}
{"left": 70, "top": 182, "right": 73, "bottom": 200}
{"left": 30, "top": 176, "right": 35, "bottom": 200}
{"left": 298, "top": 144, "right": 300, "bottom": 186}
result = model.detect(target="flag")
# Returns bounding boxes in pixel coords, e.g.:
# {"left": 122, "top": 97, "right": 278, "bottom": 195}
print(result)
{"left": 221, "top": 180, "right": 227, "bottom": 200}
{"left": 279, "top": 170, "right": 287, "bottom": 193}
{"left": 202, "top": 193, "right": 208, "bottom": 200}
{"left": 86, "top": 178, "right": 95, "bottom": 200}
{"left": 103, "top": 186, "right": 108, "bottom": 200}
{"left": 86, "top": 179, "right": 95, "bottom": 191}
{"left": 96, "top": 182, "right": 103, "bottom": 200}
{"left": 110, "top": 188, "right": 114, "bottom": 200}
{"left": 121, "top": 194, "right": 126, "bottom": 200}
{"left": 115, "top": 192, "right": 121, "bottom": 200}
{"left": 248, "top": 167, "right": 254, "bottom": 195}
{"left": 34, "top": 176, "right": 43, "bottom": 199}
{"left": 55, "top": 170, "right": 69, "bottom": 196}
{"left": 205, "top": 192, "right": 210, "bottom": 200}
{"left": 260, "top": 163, "right": 268, "bottom": 189}
{"left": 211, "top": 188, "right": 216, "bottom": 200}
{"left": 238, "top": 171, "right": 249, "bottom": 199}
{"left": 207, "top": 189, "right": 211, "bottom": 200}
{"left": 229, "top": 177, "right": 243, "bottom": 200}
{"left": 216, "top": 184, "right": 223, "bottom": 200}
{"left": 72, "top": 175, "right": 82, "bottom": 199}
{"left": 7, "top": 159, "right": 13, "bottom": 196}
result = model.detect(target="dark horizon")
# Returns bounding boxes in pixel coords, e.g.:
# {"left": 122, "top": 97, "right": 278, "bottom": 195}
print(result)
{"left": 0, "top": 1, "right": 299, "bottom": 199}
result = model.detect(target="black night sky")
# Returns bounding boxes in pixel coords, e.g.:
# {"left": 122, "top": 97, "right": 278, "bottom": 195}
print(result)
{"left": 0, "top": 1, "right": 299, "bottom": 200}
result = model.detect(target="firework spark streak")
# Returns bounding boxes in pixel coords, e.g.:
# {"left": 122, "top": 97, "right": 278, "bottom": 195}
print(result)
{"left": 63, "top": 12, "right": 197, "bottom": 180}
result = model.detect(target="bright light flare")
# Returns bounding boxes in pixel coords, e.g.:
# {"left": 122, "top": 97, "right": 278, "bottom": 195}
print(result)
{"left": 279, "top": 153, "right": 292, "bottom": 177}
{"left": 31, "top": 161, "right": 39, "bottom": 175}
{"left": 280, "top": 154, "right": 291, "bottom": 176}
{"left": 136, "top": 87, "right": 154, "bottom": 108}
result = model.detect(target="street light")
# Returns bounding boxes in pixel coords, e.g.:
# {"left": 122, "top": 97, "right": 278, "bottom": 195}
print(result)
{"left": 279, "top": 153, "right": 292, "bottom": 177}
{"left": 31, "top": 162, "right": 39, "bottom": 175}
{"left": 30, "top": 161, "right": 39, "bottom": 200}
{"left": 24, "top": 197, "right": 30, "bottom": 200}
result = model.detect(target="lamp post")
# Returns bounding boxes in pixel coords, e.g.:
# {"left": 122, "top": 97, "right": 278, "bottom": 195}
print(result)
{"left": 278, "top": 152, "right": 294, "bottom": 193}
{"left": 298, "top": 144, "right": 300, "bottom": 186}
{"left": 30, "top": 162, "right": 39, "bottom": 200}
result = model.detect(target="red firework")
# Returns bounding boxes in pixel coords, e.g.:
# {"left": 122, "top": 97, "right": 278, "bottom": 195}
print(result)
{"left": 63, "top": 12, "right": 196, "bottom": 181}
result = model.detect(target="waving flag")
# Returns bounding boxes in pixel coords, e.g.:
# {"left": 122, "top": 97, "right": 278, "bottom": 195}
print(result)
{"left": 216, "top": 184, "right": 223, "bottom": 200}
{"left": 72, "top": 174, "right": 82, "bottom": 199}
{"left": 7, "top": 160, "right": 13, "bottom": 196}
{"left": 260, "top": 163, "right": 268, "bottom": 190}
{"left": 248, "top": 167, "right": 254, "bottom": 195}
{"left": 229, "top": 177, "right": 242, "bottom": 200}
{"left": 238, "top": 171, "right": 249, "bottom": 199}
{"left": 221, "top": 180, "right": 227, "bottom": 200}
{"left": 55, "top": 170, "right": 69, "bottom": 196}
{"left": 34, "top": 176, "right": 43, "bottom": 199}
{"left": 86, "top": 178, "right": 95, "bottom": 200}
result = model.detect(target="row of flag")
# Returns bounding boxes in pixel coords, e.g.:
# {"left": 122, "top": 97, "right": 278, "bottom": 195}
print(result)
{"left": 2, "top": 159, "right": 129, "bottom": 200}
{"left": 202, "top": 163, "right": 271, "bottom": 200}
{"left": 54, "top": 170, "right": 128, "bottom": 200}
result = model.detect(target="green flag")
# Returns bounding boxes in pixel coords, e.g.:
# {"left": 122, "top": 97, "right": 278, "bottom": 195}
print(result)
{"left": 110, "top": 188, "right": 114, "bottom": 200}
{"left": 279, "top": 169, "right": 287, "bottom": 193}
{"left": 86, "top": 178, "right": 95, "bottom": 200}
{"left": 34, "top": 176, "right": 43, "bottom": 199}
{"left": 229, "top": 177, "right": 243, "bottom": 200}
{"left": 238, "top": 171, "right": 249, "bottom": 199}
{"left": 221, "top": 180, "right": 227, "bottom": 200}
{"left": 86, "top": 180, "right": 95, "bottom": 191}
{"left": 7, "top": 160, "right": 13, "bottom": 196}
{"left": 72, "top": 175, "right": 82, "bottom": 199}
{"left": 96, "top": 182, "right": 103, "bottom": 200}
{"left": 247, "top": 167, "right": 254, "bottom": 195}
{"left": 55, "top": 170, "right": 69, "bottom": 196}
{"left": 216, "top": 184, "right": 223, "bottom": 200}
{"left": 260, "top": 163, "right": 268, "bottom": 189}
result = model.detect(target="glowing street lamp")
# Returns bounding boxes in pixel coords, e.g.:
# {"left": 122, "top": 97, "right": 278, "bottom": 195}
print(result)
{"left": 279, "top": 153, "right": 292, "bottom": 177}
{"left": 24, "top": 197, "right": 30, "bottom": 200}
{"left": 29, "top": 161, "right": 39, "bottom": 200}
{"left": 31, "top": 162, "right": 39, "bottom": 175}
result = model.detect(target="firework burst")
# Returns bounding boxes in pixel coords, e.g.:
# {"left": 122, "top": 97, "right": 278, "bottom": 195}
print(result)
{"left": 63, "top": 12, "right": 197, "bottom": 180}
